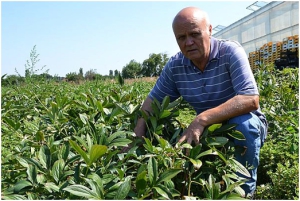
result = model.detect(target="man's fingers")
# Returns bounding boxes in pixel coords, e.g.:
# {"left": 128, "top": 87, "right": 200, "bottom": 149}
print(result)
{"left": 178, "top": 134, "right": 187, "bottom": 143}
{"left": 187, "top": 137, "right": 192, "bottom": 145}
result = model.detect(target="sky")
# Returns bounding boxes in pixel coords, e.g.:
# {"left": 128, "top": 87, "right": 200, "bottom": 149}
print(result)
{"left": 1, "top": 1, "right": 257, "bottom": 77}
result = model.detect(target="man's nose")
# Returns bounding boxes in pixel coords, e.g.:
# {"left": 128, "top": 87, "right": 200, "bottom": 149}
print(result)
{"left": 185, "top": 36, "right": 194, "bottom": 46}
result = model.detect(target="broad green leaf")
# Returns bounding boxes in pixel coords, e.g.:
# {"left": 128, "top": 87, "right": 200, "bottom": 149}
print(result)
{"left": 109, "top": 138, "right": 132, "bottom": 147}
{"left": 148, "top": 156, "right": 158, "bottom": 186}
{"left": 35, "top": 131, "right": 44, "bottom": 141}
{"left": 156, "top": 134, "right": 168, "bottom": 149}
{"left": 107, "top": 131, "right": 126, "bottom": 143}
{"left": 3, "top": 117, "right": 20, "bottom": 130}
{"left": 44, "top": 182, "right": 60, "bottom": 193}
{"left": 69, "top": 140, "right": 89, "bottom": 165}
{"left": 227, "top": 130, "right": 246, "bottom": 140}
{"left": 85, "top": 178, "right": 103, "bottom": 199}
{"left": 109, "top": 107, "right": 123, "bottom": 121}
{"left": 104, "top": 182, "right": 122, "bottom": 199}
{"left": 228, "top": 158, "right": 251, "bottom": 178}
{"left": 189, "top": 158, "right": 202, "bottom": 170}
{"left": 141, "top": 110, "right": 149, "bottom": 121}
{"left": 166, "top": 97, "right": 182, "bottom": 110}
{"left": 61, "top": 170, "right": 74, "bottom": 181}
{"left": 215, "top": 149, "right": 227, "bottom": 163}
{"left": 88, "top": 145, "right": 107, "bottom": 166}
{"left": 60, "top": 143, "right": 70, "bottom": 161}
{"left": 156, "top": 169, "right": 182, "bottom": 184}
{"left": 79, "top": 113, "right": 88, "bottom": 124}
{"left": 161, "top": 96, "right": 170, "bottom": 110}
{"left": 159, "top": 110, "right": 171, "bottom": 119}
{"left": 189, "top": 144, "right": 202, "bottom": 159}
{"left": 27, "top": 164, "right": 37, "bottom": 185}
{"left": 26, "top": 158, "right": 44, "bottom": 171}
{"left": 116, "top": 168, "right": 125, "bottom": 180}
{"left": 2, "top": 194, "right": 27, "bottom": 200}
{"left": 103, "top": 108, "right": 111, "bottom": 115}
{"left": 214, "top": 123, "right": 237, "bottom": 133}
{"left": 153, "top": 186, "right": 170, "bottom": 200}
{"left": 144, "top": 138, "right": 154, "bottom": 152}
{"left": 128, "top": 104, "right": 140, "bottom": 114}
{"left": 13, "top": 180, "right": 32, "bottom": 193}
{"left": 66, "top": 155, "right": 81, "bottom": 166}
{"left": 195, "top": 149, "right": 217, "bottom": 159}
{"left": 182, "top": 196, "right": 198, "bottom": 200}
{"left": 38, "top": 145, "right": 51, "bottom": 170}
{"left": 88, "top": 173, "right": 104, "bottom": 193}
{"left": 208, "top": 124, "right": 222, "bottom": 133}
{"left": 136, "top": 171, "right": 147, "bottom": 193}
{"left": 226, "top": 194, "right": 247, "bottom": 200}
{"left": 182, "top": 143, "right": 193, "bottom": 149}
{"left": 206, "top": 137, "right": 229, "bottom": 147}
{"left": 86, "top": 134, "right": 93, "bottom": 152}
{"left": 73, "top": 136, "right": 89, "bottom": 151}
{"left": 86, "top": 94, "right": 95, "bottom": 108}
{"left": 150, "top": 116, "right": 157, "bottom": 130}
{"left": 52, "top": 159, "right": 65, "bottom": 183}
{"left": 169, "top": 128, "right": 181, "bottom": 144}
{"left": 63, "top": 185, "right": 97, "bottom": 199}
{"left": 37, "top": 173, "right": 46, "bottom": 184}
{"left": 16, "top": 157, "right": 29, "bottom": 168}
{"left": 113, "top": 176, "right": 131, "bottom": 200}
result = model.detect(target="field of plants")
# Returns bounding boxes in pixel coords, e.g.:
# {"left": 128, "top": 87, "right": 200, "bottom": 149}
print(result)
{"left": 1, "top": 65, "right": 299, "bottom": 200}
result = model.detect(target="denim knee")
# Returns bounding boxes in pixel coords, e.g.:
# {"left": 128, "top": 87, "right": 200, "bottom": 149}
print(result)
{"left": 227, "top": 112, "right": 266, "bottom": 196}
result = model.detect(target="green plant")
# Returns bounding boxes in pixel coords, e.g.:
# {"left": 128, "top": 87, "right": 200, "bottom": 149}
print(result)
{"left": 2, "top": 66, "right": 298, "bottom": 200}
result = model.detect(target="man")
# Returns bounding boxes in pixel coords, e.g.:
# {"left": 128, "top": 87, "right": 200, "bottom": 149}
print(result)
{"left": 132, "top": 7, "right": 267, "bottom": 197}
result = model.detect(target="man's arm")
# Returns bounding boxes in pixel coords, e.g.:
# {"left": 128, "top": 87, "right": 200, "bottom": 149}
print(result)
{"left": 178, "top": 94, "right": 259, "bottom": 145}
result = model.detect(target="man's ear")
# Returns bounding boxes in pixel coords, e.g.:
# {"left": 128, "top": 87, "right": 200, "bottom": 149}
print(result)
{"left": 208, "top": 24, "right": 212, "bottom": 37}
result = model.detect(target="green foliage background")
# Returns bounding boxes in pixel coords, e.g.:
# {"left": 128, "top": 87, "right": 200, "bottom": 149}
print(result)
{"left": 1, "top": 65, "right": 299, "bottom": 200}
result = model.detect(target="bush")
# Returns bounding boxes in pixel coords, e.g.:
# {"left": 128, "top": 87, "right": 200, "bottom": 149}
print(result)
{"left": 253, "top": 65, "right": 299, "bottom": 200}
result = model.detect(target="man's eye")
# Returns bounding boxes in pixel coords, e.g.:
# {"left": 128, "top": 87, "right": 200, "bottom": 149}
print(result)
{"left": 177, "top": 36, "right": 185, "bottom": 40}
{"left": 192, "top": 33, "right": 200, "bottom": 37}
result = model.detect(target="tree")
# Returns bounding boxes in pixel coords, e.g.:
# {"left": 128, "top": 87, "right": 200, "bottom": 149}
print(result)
{"left": 109, "top": 70, "right": 113, "bottom": 77}
{"left": 121, "top": 60, "right": 142, "bottom": 79}
{"left": 114, "top": 69, "right": 119, "bottom": 77}
{"left": 1, "top": 74, "right": 25, "bottom": 86}
{"left": 141, "top": 53, "right": 169, "bottom": 77}
{"left": 84, "top": 69, "right": 97, "bottom": 80}
{"left": 65, "top": 72, "right": 78, "bottom": 81}
{"left": 79, "top": 68, "right": 84, "bottom": 80}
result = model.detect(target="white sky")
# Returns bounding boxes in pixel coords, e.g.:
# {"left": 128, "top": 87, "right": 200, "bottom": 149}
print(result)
{"left": 1, "top": 1, "right": 256, "bottom": 77}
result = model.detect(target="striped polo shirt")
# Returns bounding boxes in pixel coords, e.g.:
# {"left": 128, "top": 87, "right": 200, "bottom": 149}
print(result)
{"left": 149, "top": 37, "right": 267, "bottom": 126}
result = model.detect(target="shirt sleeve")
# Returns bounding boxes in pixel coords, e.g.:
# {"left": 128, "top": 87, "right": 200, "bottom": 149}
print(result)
{"left": 228, "top": 42, "right": 259, "bottom": 96}
{"left": 149, "top": 61, "right": 180, "bottom": 103}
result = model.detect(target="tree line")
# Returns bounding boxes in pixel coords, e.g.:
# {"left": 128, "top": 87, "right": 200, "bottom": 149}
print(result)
{"left": 2, "top": 45, "right": 170, "bottom": 86}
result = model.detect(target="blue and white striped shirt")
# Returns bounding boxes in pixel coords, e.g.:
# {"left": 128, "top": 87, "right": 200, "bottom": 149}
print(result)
{"left": 149, "top": 37, "right": 267, "bottom": 126}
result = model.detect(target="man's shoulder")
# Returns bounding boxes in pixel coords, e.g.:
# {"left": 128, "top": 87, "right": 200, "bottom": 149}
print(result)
{"left": 167, "top": 52, "right": 185, "bottom": 66}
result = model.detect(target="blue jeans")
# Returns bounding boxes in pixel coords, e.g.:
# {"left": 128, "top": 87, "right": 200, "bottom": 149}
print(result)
{"left": 228, "top": 113, "right": 267, "bottom": 197}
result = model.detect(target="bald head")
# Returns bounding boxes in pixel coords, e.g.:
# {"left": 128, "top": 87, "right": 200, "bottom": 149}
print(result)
{"left": 171, "top": 7, "right": 212, "bottom": 71}
{"left": 172, "top": 7, "right": 210, "bottom": 30}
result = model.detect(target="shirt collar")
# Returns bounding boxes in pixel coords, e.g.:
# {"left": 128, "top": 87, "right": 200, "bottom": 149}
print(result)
{"left": 181, "top": 37, "right": 220, "bottom": 67}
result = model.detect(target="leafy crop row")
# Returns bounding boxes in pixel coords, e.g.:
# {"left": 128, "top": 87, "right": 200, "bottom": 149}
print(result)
{"left": 1, "top": 65, "right": 299, "bottom": 200}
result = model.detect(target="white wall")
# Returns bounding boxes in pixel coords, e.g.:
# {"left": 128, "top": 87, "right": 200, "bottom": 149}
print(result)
{"left": 213, "top": 1, "right": 299, "bottom": 54}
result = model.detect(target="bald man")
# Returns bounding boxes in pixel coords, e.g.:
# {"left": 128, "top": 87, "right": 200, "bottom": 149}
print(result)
{"left": 132, "top": 7, "right": 267, "bottom": 198}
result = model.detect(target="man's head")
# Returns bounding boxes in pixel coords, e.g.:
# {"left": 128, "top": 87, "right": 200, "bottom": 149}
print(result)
{"left": 172, "top": 7, "right": 212, "bottom": 70}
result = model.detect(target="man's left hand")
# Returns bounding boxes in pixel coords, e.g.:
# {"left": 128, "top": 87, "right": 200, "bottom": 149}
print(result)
{"left": 178, "top": 118, "right": 205, "bottom": 146}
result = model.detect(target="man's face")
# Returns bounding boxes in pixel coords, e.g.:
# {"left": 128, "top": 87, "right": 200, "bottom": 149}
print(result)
{"left": 173, "top": 17, "right": 212, "bottom": 64}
